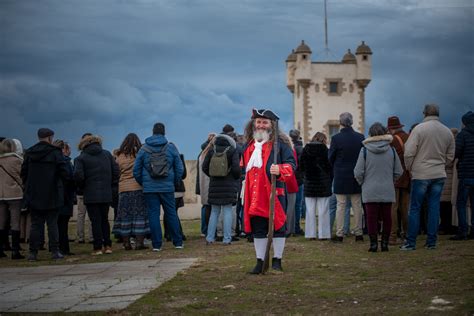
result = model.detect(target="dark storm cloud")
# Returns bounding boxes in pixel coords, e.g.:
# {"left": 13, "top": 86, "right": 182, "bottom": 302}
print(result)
{"left": 1, "top": 0, "right": 472, "bottom": 157}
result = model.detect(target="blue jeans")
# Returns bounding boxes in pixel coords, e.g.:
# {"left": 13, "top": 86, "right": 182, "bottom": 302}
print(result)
{"left": 144, "top": 192, "right": 182, "bottom": 249}
{"left": 456, "top": 178, "right": 474, "bottom": 235}
{"left": 207, "top": 204, "right": 233, "bottom": 244}
{"left": 406, "top": 178, "right": 445, "bottom": 247}
{"left": 329, "top": 194, "right": 351, "bottom": 235}
{"left": 294, "top": 185, "right": 304, "bottom": 233}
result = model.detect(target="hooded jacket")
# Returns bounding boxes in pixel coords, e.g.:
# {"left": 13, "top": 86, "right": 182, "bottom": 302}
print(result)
{"left": 74, "top": 136, "right": 119, "bottom": 204}
{"left": 300, "top": 142, "right": 332, "bottom": 197}
{"left": 21, "top": 141, "right": 69, "bottom": 210}
{"left": 202, "top": 134, "right": 241, "bottom": 205}
{"left": 456, "top": 111, "right": 474, "bottom": 179}
{"left": 133, "top": 134, "right": 184, "bottom": 193}
{"left": 354, "top": 134, "right": 403, "bottom": 203}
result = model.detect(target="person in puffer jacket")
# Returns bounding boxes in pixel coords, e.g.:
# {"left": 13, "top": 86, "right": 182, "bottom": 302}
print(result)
{"left": 202, "top": 134, "right": 241, "bottom": 245}
{"left": 451, "top": 111, "right": 474, "bottom": 240}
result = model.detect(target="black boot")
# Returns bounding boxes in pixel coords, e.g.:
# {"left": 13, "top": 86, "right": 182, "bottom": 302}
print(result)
{"left": 368, "top": 235, "right": 378, "bottom": 252}
{"left": 11, "top": 231, "right": 25, "bottom": 260}
{"left": 381, "top": 235, "right": 389, "bottom": 252}
{"left": 123, "top": 236, "right": 132, "bottom": 250}
{"left": 271, "top": 257, "right": 283, "bottom": 271}
{"left": 135, "top": 235, "right": 148, "bottom": 250}
{"left": 249, "top": 259, "right": 264, "bottom": 274}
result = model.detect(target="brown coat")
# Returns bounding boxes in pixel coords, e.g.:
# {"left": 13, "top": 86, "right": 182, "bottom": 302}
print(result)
{"left": 390, "top": 129, "right": 410, "bottom": 188}
{"left": 115, "top": 153, "right": 142, "bottom": 193}
{"left": 0, "top": 153, "right": 23, "bottom": 200}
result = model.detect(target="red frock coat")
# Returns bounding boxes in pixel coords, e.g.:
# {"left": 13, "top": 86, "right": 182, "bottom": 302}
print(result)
{"left": 242, "top": 140, "right": 295, "bottom": 233}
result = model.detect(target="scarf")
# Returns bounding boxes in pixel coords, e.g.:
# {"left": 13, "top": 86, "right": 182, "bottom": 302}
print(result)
{"left": 246, "top": 140, "right": 267, "bottom": 172}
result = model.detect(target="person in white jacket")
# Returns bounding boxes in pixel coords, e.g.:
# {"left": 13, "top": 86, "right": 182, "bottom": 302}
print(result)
{"left": 400, "top": 104, "right": 455, "bottom": 251}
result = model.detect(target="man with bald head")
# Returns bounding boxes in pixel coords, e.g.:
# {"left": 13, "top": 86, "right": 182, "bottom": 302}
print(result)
{"left": 401, "top": 104, "right": 455, "bottom": 251}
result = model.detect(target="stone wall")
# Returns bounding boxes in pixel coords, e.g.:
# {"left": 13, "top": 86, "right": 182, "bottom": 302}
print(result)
{"left": 184, "top": 160, "right": 199, "bottom": 204}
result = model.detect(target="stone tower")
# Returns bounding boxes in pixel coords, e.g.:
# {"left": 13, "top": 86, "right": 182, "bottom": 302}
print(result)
{"left": 286, "top": 40, "right": 372, "bottom": 143}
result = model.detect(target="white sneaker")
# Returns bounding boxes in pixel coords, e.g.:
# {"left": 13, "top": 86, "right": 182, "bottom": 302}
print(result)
{"left": 152, "top": 248, "right": 161, "bottom": 252}
{"left": 175, "top": 245, "right": 184, "bottom": 249}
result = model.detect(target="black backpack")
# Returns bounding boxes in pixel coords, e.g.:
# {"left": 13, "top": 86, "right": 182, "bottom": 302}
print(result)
{"left": 142, "top": 143, "right": 169, "bottom": 178}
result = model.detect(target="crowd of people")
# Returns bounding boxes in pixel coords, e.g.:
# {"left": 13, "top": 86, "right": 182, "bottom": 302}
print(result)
{"left": 0, "top": 104, "right": 472, "bottom": 274}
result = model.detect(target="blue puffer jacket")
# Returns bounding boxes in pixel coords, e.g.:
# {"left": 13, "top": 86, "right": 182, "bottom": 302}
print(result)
{"left": 133, "top": 134, "right": 184, "bottom": 193}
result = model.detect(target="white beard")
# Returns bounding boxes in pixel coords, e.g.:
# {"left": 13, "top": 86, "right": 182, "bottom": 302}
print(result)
{"left": 253, "top": 129, "right": 270, "bottom": 142}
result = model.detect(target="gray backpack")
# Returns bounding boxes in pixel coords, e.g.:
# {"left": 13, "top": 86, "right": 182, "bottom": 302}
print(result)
{"left": 209, "top": 146, "right": 231, "bottom": 177}
{"left": 142, "top": 144, "right": 169, "bottom": 178}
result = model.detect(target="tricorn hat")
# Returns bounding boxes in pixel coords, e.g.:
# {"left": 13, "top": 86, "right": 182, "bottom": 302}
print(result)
{"left": 387, "top": 116, "right": 404, "bottom": 129}
{"left": 251, "top": 108, "right": 279, "bottom": 121}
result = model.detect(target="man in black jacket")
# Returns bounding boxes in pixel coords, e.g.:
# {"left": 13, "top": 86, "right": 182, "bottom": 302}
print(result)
{"left": 21, "top": 128, "right": 70, "bottom": 261}
{"left": 451, "top": 111, "right": 474, "bottom": 240}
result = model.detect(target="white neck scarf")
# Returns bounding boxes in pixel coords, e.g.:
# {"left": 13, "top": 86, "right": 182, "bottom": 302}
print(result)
{"left": 246, "top": 140, "right": 267, "bottom": 173}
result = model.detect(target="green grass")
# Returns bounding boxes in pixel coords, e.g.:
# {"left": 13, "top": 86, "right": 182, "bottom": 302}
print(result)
{"left": 1, "top": 220, "right": 474, "bottom": 315}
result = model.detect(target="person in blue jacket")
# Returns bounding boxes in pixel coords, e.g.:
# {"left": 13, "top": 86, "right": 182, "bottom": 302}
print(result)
{"left": 133, "top": 122, "right": 184, "bottom": 251}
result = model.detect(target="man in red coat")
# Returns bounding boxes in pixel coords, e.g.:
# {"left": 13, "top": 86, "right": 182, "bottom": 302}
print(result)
{"left": 242, "top": 109, "right": 296, "bottom": 273}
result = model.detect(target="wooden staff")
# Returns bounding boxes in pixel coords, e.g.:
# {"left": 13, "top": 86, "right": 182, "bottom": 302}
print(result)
{"left": 262, "top": 119, "right": 279, "bottom": 274}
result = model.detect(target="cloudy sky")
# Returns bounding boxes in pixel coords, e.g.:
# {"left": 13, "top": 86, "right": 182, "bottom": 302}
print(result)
{"left": 1, "top": 0, "right": 473, "bottom": 158}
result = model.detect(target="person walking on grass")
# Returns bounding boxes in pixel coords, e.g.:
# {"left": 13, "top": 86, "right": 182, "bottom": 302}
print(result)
{"left": 354, "top": 123, "right": 403, "bottom": 252}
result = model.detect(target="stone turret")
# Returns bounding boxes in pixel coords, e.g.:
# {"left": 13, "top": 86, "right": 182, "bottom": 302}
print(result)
{"left": 355, "top": 41, "right": 372, "bottom": 88}
{"left": 294, "top": 40, "right": 312, "bottom": 88}
{"left": 286, "top": 50, "right": 297, "bottom": 93}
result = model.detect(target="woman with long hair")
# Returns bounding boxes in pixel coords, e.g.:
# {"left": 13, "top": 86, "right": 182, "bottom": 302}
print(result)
{"left": 300, "top": 132, "right": 333, "bottom": 240}
{"left": 113, "top": 133, "right": 150, "bottom": 250}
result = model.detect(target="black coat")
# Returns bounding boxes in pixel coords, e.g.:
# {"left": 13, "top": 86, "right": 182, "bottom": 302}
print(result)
{"left": 328, "top": 127, "right": 365, "bottom": 194}
{"left": 21, "top": 141, "right": 70, "bottom": 211}
{"left": 60, "top": 155, "right": 76, "bottom": 216}
{"left": 202, "top": 135, "right": 241, "bottom": 205}
{"left": 456, "top": 112, "right": 474, "bottom": 179}
{"left": 74, "top": 143, "right": 120, "bottom": 205}
{"left": 300, "top": 142, "right": 332, "bottom": 197}
{"left": 293, "top": 139, "right": 304, "bottom": 186}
